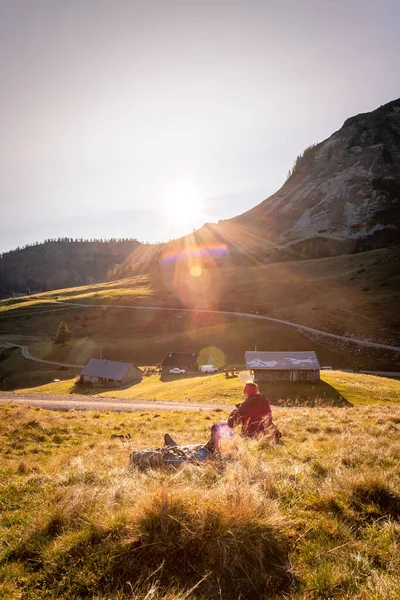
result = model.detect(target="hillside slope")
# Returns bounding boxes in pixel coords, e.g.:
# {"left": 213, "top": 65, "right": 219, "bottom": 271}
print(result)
{"left": 1, "top": 247, "right": 399, "bottom": 384}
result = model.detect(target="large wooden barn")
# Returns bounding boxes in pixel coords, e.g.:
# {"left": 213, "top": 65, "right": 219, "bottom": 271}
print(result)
{"left": 245, "top": 351, "right": 321, "bottom": 383}
{"left": 79, "top": 359, "right": 143, "bottom": 387}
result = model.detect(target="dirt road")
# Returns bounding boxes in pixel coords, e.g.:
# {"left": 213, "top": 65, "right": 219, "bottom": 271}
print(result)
{"left": 1, "top": 341, "right": 84, "bottom": 368}
{"left": 0, "top": 392, "right": 228, "bottom": 413}
{"left": 58, "top": 301, "right": 400, "bottom": 352}
{"left": 2, "top": 299, "right": 399, "bottom": 353}
{"left": 1, "top": 301, "right": 399, "bottom": 376}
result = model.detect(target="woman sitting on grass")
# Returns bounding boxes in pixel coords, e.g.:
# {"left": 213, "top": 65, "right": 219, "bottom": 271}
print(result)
{"left": 227, "top": 381, "right": 281, "bottom": 441}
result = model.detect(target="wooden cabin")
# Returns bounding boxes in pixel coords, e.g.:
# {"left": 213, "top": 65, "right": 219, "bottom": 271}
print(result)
{"left": 245, "top": 351, "right": 320, "bottom": 383}
{"left": 79, "top": 359, "right": 142, "bottom": 387}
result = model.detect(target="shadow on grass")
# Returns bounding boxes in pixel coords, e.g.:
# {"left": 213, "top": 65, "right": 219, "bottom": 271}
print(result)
{"left": 350, "top": 477, "right": 400, "bottom": 520}
{"left": 159, "top": 371, "right": 213, "bottom": 383}
{"left": 70, "top": 379, "right": 143, "bottom": 396}
{"left": 257, "top": 380, "right": 352, "bottom": 407}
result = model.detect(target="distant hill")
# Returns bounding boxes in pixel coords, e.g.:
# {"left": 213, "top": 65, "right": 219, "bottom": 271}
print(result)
{"left": 0, "top": 238, "right": 143, "bottom": 298}
{"left": 1, "top": 246, "right": 399, "bottom": 381}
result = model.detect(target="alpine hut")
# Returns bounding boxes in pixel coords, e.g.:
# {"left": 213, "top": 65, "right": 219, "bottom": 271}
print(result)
{"left": 79, "top": 359, "right": 142, "bottom": 387}
{"left": 245, "top": 351, "right": 320, "bottom": 383}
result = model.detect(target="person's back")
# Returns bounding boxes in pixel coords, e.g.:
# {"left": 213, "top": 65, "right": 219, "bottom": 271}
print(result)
{"left": 236, "top": 392, "right": 272, "bottom": 436}
{"left": 228, "top": 381, "right": 281, "bottom": 439}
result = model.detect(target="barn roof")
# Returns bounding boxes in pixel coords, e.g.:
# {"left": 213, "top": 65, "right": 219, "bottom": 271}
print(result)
{"left": 245, "top": 351, "right": 320, "bottom": 370}
{"left": 80, "top": 359, "right": 137, "bottom": 380}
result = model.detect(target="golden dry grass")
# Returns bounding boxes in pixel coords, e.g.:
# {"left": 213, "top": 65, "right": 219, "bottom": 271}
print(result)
{"left": 15, "top": 370, "right": 400, "bottom": 407}
{"left": 1, "top": 402, "right": 400, "bottom": 599}
{"left": 0, "top": 274, "right": 155, "bottom": 313}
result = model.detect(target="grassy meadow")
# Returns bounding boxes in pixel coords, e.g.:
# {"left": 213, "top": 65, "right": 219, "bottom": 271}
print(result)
{"left": 1, "top": 244, "right": 399, "bottom": 596}
{"left": 1, "top": 298, "right": 399, "bottom": 392}
{"left": 11, "top": 370, "right": 400, "bottom": 407}
{"left": 1, "top": 245, "right": 400, "bottom": 392}
{"left": 1, "top": 401, "right": 400, "bottom": 599}
{"left": 1, "top": 245, "right": 399, "bottom": 343}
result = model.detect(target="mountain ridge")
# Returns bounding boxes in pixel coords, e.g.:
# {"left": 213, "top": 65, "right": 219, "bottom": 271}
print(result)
{"left": 230, "top": 97, "right": 400, "bottom": 256}
{"left": 2, "top": 97, "right": 400, "bottom": 295}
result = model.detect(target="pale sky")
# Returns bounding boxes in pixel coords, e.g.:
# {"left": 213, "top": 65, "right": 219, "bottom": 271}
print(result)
{"left": 1, "top": 0, "right": 399, "bottom": 252}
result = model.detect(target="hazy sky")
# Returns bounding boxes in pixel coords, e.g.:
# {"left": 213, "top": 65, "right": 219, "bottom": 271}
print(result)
{"left": 1, "top": 0, "right": 399, "bottom": 252}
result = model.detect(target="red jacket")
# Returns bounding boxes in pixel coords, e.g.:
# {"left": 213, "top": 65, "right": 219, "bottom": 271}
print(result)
{"left": 227, "top": 393, "right": 273, "bottom": 437}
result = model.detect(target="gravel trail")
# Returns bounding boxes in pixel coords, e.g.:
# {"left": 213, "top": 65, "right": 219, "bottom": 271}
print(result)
{"left": 58, "top": 301, "right": 400, "bottom": 352}
{"left": 0, "top": 392, "right": 229, "bottom": 413}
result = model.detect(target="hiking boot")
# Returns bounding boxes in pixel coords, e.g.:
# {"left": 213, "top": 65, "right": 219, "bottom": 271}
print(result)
{"left": 164, "top": 433, "right": 177, "bottom": 446}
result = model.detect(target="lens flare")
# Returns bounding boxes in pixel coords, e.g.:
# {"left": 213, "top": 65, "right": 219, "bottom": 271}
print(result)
{"left": 161, "top": 242, "right": 228, "bottom": 265}
{"left": 218, "top": 422, "right": 233, "bottom": 438}
{"left": 160, "top": 244, "right": 223, "bottom": 309}
{"left": 200, "top": 345, "right": 225, "bottom": 369}
{"left": 190, "top": 265, "right": 202, "bottom": 277}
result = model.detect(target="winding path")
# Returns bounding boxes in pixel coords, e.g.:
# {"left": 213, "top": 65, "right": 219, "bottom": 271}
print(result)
{"left": 58, "top": 301, "right": 400, "bottom": 352}
{"left": 1, "top": 300, "right": 399, "bottom": 373}
{"left": 1, "top": 341, "right": 84, "bottom": 368}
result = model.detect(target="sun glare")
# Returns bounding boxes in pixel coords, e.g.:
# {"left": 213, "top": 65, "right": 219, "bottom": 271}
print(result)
{"left": 164, "top": 182, "right": 204, "bottom": 230}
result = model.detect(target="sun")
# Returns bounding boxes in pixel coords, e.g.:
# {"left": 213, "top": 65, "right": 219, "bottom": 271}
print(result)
{"left": 163, "top": 181, "right": 204, "bottom": 229}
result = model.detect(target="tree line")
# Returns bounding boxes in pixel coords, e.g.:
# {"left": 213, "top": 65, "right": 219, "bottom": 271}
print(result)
{"left": 0, "top": 237, "right": 140, "bottom": 258}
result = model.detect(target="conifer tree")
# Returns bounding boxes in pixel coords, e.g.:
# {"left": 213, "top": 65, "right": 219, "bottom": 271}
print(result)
{"left": 54, "top": 321, "right": 70, "bottom": 345}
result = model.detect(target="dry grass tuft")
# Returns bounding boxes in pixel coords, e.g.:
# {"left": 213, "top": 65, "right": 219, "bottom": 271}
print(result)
{"left": 1, "top": 403, "right": 400, "bottom": 599}
{"left": 126, "top": 485, "right": 291, "bottom": 597}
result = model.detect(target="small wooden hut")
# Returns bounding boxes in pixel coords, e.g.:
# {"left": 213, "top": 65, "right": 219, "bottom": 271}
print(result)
{"left": 245, "top": 351, "right": 320, "bottom": 383}
{"left": 79, "top": 359, "right": 142, "bottom": 387}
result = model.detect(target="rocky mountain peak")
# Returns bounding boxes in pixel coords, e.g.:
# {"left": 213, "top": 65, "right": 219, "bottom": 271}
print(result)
{"left": 232, "top": 97, "right": 400, "bottom": 258}
{"left": 342, "top": 97, "right": 400, "bottom": 129}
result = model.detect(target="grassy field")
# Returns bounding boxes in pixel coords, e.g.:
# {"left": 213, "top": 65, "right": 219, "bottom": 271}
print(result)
{"left": 1, "top": 304, "right": 399, "bottom": 394}
{"left": 1, "top": 246, "right": 399, "bottom": 342}
{"left": 0, "top": 275, "right": 156, "bottom": 314}
{"left": 322, "top": 370, "right": 400, "bottom": 405}
{"left": 1, "top": 401, "right": 399, "bottom": 599}
{"left": 14, "top": 370, "right": 400, "bottom": 407}
{"left": 1, "top": 246, "right": 399, "bottom": 391}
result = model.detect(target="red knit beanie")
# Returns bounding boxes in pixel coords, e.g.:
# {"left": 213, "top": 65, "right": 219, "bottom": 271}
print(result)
{"left": 243, "top": 381, "right": 258, "bottom": 396}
